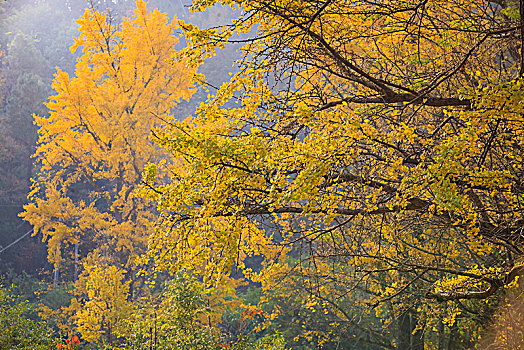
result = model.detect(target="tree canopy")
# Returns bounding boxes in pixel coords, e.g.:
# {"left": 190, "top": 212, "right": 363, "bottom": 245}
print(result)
{"left": 143, "top": 0, "right": 524, "bottom": 346}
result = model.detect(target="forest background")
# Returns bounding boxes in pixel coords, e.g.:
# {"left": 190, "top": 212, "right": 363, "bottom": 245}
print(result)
{"left": 0, "top": 0, "right": 524, "bottom": 349}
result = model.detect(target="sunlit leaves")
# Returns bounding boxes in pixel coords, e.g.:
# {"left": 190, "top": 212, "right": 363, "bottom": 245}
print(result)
{"left": 22, "top": 0, "right": 195, "bottom": 341}
{"left": 145, "top": 0, "right": 524, "bottom": 346}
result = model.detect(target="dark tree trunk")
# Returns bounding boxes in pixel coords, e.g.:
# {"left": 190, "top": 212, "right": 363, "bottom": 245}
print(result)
{"left": 398, "top": 309, "right": 424, "bottom": 350}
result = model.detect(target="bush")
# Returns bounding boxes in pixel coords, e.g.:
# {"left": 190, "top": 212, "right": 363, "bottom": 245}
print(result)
{"left": 0, "top": 285, "right": 57, "bottom": 349}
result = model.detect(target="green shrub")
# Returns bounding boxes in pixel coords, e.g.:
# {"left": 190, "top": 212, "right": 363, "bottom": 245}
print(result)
{"left": 0, "top": 285, "right": 57, "bottom": 349}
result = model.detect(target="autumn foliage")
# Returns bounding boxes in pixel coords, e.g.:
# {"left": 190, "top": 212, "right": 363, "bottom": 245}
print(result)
{"left": 9, "top": 0, "right": 524, "bottom": 348}
{"left": 21, "top": 0, "right": 194, "bottom": 344}
{"left": 142, "top": 0, "right": 524, "bottom": 347}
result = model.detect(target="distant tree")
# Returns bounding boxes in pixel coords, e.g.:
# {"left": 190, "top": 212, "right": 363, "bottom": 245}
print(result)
{"left": 22, "top": 0, "right": 195, "bottom": 342}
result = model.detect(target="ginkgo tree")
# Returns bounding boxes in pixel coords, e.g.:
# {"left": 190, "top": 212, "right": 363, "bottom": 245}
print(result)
{"left": 143, "top": 0, "right": 524, "bottom": 347}
{"left": 22, "top": 0, "right": 195, "bottom": 343}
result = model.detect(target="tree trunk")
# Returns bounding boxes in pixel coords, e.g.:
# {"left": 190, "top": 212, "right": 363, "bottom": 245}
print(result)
{"left": 53, "top": 245, "right": 60, "bottom": 287}
{"left": 398, "top": 309, "right": 424, "bottom": 350}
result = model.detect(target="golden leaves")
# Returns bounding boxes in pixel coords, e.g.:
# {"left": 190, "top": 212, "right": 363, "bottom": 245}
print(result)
{"left": 144, "top": 0, "right": 524, "bottom": 345}
{"left": 75, "top": 262, "right": 133, "bottom": 342}
{"left": 23, "top": 1, "right": 197, "bottom": 341}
